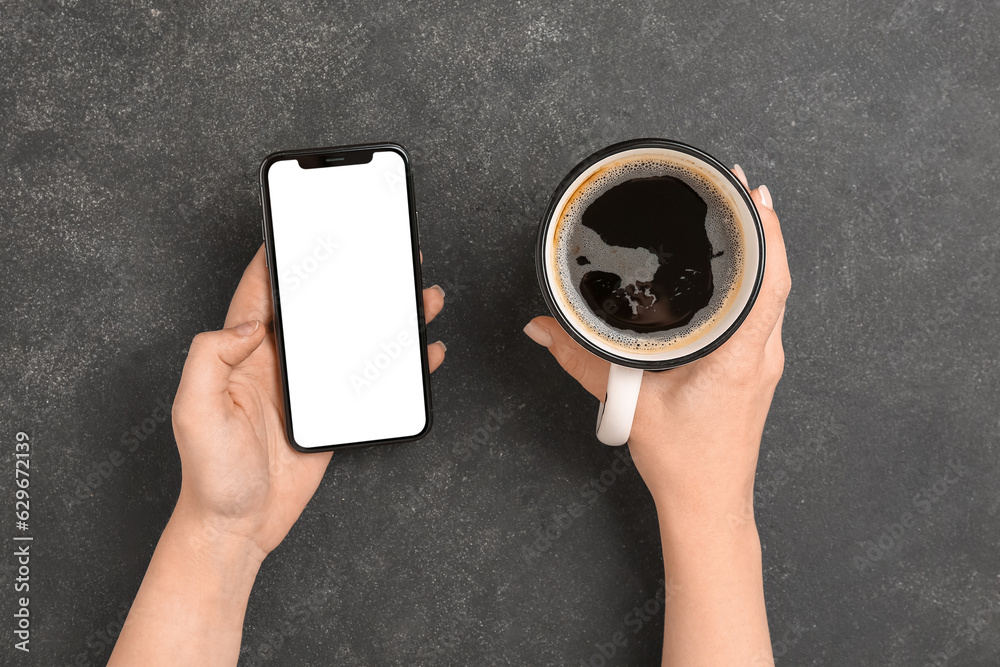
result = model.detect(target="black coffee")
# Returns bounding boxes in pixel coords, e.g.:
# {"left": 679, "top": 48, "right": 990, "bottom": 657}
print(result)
{"left": 576, "top": 176, "right": 720, "bottom": 334}
{"left": 552, "top": 154, "right": 743, "bottom": 352}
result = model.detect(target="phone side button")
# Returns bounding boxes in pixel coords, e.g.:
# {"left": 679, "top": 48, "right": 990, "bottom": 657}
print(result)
{"left": 415, "top": 211, "right": 421, "bottom": 258}
{"left": 261, "top": 222, "right": 268, "bottom": 267}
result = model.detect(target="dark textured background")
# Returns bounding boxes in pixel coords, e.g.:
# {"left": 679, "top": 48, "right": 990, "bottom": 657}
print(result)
{"left": 2, "top": 1, "right": 999, "bottom": 665}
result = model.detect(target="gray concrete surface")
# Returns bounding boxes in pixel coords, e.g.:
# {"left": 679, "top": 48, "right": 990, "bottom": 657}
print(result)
{"left": 2, "top": 0, "right": 999, "bottom": 664}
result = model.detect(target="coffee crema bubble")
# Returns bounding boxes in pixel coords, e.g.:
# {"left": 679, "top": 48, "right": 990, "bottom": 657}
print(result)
{"left": 552, "top": 155, "right": 745, "bottom": 353}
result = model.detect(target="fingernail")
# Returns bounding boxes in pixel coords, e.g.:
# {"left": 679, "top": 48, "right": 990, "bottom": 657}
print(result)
{"left": 759, "top": 184, "right": 773, "bottom": 209}
{"left": 434, "top": 340, "right": 447, "bottom": 352}
{"left": 431, "top": 284, "right": 446, "bottom": 298}
{"left": 523, "top": 321, "right": 553, "bottom": 347}
{"left": 235, "top": 320, "right": 260, "bottom": 336}
{"left": 733, "top": 164, "right": 748, "bottom": 186}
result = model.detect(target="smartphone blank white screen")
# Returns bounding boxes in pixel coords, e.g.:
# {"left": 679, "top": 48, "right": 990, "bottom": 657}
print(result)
{"left": 266, "top": 150, "right": 428, "bottom": 448}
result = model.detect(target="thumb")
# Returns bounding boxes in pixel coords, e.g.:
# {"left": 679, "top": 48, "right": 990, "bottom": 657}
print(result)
{"left": 174, "top": 320, "right": 267, "bottom": 415}
{"left": 523, "top": 316, "right": 610, "bottom": 400}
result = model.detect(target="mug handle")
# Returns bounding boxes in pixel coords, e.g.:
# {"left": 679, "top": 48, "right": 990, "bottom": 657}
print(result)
{"left": 595, "top": 364, "right": 644, "bottom": 446}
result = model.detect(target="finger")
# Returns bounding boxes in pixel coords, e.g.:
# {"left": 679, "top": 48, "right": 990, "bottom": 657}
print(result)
{"left": 523, "top": 316, "right": 610, "bottom": 400}
{"left": 427, "top": 340, "right": 446, "bottom": 372}
{"left": 732, "top": 188, "right": 791, "bottom": 347}
{"left": 732, "top": 164, "right": 749, "bottom": 189}
{"left": 423, "top": 285, "right": 445, "bottom": 324}
{"left": 175, "top": 321, "right": 267, "bottom": 417}
{"left": 225, "top": 245, "right": 273, "bottom": 329}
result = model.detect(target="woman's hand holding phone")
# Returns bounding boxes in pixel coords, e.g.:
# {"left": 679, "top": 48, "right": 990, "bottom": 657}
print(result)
{"left": 174, "top": 244, "right": 447, "bottom": 558}
{"left": 109, "top": 245, "right": 446, "bottom": 666}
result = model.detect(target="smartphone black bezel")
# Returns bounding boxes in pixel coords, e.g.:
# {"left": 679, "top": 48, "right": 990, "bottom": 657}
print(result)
{"left": 259, "top": 142, "right": 433, "bottom": 452}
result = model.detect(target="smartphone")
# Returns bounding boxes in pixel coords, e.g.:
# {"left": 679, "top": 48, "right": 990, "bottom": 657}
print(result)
{"left": 259, "top": 143, "right": 432, "bottom": 451}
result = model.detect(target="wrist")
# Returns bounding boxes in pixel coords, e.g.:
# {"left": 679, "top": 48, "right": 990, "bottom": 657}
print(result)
{"left": 657, "top": 496, "right": 762, "bottom": 579}
{"left": 650, "top": 475, "right": 758, "bottom": 541}
{"left": 110, "top": 494, "right": 263, "bottom": 665}
{"left": 168, "top": 494, "right": 268, "bottom": 578}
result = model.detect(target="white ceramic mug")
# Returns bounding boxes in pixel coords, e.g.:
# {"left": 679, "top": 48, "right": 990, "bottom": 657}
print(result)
{"left": 535, "top": 139, "right": 766, "bottom": 446}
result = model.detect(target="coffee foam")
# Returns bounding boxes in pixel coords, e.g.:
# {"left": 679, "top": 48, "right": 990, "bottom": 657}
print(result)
{"left": 552, "top": 154, "right": 745, "bottom": 354}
